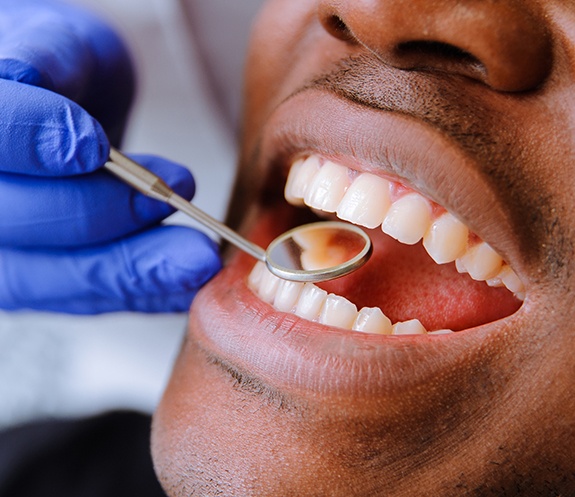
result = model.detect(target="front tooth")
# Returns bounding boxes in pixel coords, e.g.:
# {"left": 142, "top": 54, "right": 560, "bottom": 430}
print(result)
{"left": 285, "top": 156, "right": 321, "bottom": 205}
{"left": 319, "top": 294, "right": 358, "bottom": 329}
{"left": 248, "top": 261, "right": 265, "bottom": 289}
{"left": 259, "top": 270, "right": 281, "bottom": 303}
{"left": 274, "top": 279, "right": 304, "bottom": 312}
{"left": 294, "top": 283, "right": 328, "bottom": 320}
{"left": 336, "top": 173, "right": 391, "bottom": 228}
{"left": 423, "top": 212, "right": 469, "bottom": 264}
{"left": 457, "top": 242, "right": 503, "bottom": 281}
{"left": 392, "top": 319, "right": 427, "bottom": 335}
{"left": 382, "top": 193, "right": 432, "bottom": 245}
{"left": 304, "top": 160, "right": 350, "bottom": 212}
{"left": 353, "top": 307, "right": 392, "bottom": 334}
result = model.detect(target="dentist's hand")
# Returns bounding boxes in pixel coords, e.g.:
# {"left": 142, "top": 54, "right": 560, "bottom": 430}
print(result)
{"left": 0, "top": 0, "right": 221, "bottom": 313}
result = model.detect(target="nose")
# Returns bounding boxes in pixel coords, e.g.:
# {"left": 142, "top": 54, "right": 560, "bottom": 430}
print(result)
{"left": 318, "top": 0, "right": 552, "bottom": 92}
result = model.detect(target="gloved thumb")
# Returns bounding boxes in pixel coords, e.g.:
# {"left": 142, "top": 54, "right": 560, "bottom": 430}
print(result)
{"left": 0, "top": 79, "right": 108, "bottom": 176}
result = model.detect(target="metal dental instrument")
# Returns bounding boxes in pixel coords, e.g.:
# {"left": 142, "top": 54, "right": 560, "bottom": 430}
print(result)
{"left": 104, "top": 148, "right": 372, "bottom": 283}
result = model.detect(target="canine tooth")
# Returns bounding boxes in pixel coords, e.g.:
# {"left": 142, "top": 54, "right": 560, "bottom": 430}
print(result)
{"left": 294, "top": 283, "right": 328, "bottom": 320}
{"left": 259, "top": 270, "right": 281, "bottom": 303}
{"left": 457, "top": 242, "right": 503, "bottom": 281}
{"left": 353, "top": 307, "right": 392, "bottom": 334}
{"left": 336, "top": 173, "right": 391, "bottom": 228}
{"left": 274, "top": 279, "right": 304, "bottom": 312}
{"left": 285, "top": 156, "right": 321, "bottom": 205}
{"left": 392, "top": 319, "right": 427, "bottom": 335}
{"left": 497, "top": 265, "right": 525, "bottom": 294}
{"left": 319, "top": 294, "right": 358, "bottom": 329}
{"left": 423, "top": 212, "right": 469, "bottom": 264}
{"left": 382, "top": 193, "right": 432, "bottom": 245}
{"left": 248, "top": 261, "right": 265, "bottom": 289}
{"left": 304, "top": 160, "right": 350, "bottom": 212}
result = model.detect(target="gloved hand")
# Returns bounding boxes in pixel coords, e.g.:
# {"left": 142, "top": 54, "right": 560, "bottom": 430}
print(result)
{"left": 0, "top": 0, "right": 222, "bottom": 313}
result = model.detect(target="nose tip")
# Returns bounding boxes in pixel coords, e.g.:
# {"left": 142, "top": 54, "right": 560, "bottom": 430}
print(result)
{"left": 318, "top": 0, "right": 553, "bottom": 92}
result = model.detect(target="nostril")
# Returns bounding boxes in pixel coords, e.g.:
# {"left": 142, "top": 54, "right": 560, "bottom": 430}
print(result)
{"left": 322, "top": 14, "right": 356, "bottom": 43}
{"left": 397, "top": 41, "right": 481, "bottom": 68}
{"left": 394, "top": 40, "right": 486, "bottom": 80}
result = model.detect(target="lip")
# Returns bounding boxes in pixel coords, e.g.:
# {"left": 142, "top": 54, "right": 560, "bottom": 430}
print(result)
{"left": 189, "top": 88, "right": 526, "bottom": 398}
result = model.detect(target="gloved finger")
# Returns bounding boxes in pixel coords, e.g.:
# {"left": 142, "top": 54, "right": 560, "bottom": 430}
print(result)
{"left": 0, "top": 79, "right": 108, "bottom": 176}
{"left": 0, "top": 155, "right": 195, "bottom": 248}
{"left": 0, "top": 0, "right": 134, "bottom": 143}
{"left": 0, "top": 225, "right": 222, "bottom": 314}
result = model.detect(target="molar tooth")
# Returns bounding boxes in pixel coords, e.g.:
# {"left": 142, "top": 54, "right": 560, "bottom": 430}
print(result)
{"left": 428, "top": 329, "right": 454, "bottom": 335}
{"left": 392, "top": 319, "right": 427, "bottom": 335}
{"left": 336, "top": 173, "right": 391, "bottom": 228}
{"left": 294, "top": 283, "right": 328, "bottom": 321}
{"left": 304, "top": 160, "right": 350, "bottom": 212}
{"left": 423, "top": 212, "right": 469, "bottom": 264}
{"left": 381, "top": 193, "right": 432, "bottom": 245}
{"left": 285, "top": 156, "right": 321, "bottom": 205}
{"left": 457, "top": 242, "right": 503, "bottom": 281}
{"left": 353, "top": 307, "right": 392, "bottom": 334}
{"left": 497, "top": 265, "right": 525, "bottom": 295}
{"left": 274, "top": 279, "right": 304, "bottom": 313}
{"left": 259, "top": 269, "right": 281, "bottom": 303}
{"left": 319, "top": 294, "right": 358, "bottom": 329}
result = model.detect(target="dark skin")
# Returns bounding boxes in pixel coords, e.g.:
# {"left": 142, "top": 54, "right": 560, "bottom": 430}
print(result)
{"left": 152, "top": 1, "right": 575, "bottom": 495}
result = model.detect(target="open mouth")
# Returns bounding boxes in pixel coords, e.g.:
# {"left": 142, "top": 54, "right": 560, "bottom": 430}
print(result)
{"left": 247, "top": 154, "right": 523, "bottom": 336}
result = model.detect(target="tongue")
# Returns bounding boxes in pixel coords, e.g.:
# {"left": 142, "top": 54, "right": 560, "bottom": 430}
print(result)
{"left": 318, "top": 228, "right": 521, "bottom": 331}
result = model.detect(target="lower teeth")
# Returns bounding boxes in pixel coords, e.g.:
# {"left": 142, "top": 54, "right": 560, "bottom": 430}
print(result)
{"left": 247, "top": 262, "right": 454, "bottom": 336}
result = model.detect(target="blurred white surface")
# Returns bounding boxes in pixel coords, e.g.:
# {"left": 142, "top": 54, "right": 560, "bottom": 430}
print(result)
{"left": 0, "top": 0, "right": 262, "bottom": 428}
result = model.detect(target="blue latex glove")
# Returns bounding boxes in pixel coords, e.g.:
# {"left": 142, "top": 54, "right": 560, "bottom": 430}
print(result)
{"left": 0, "top": 1, "right": 222, "bottom": 313}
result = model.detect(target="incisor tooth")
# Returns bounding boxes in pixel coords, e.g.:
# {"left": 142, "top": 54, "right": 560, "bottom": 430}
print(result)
{"left": 259, "top": 270, "right": 281, "bottom": 303}
{"left": 336, "top": 173, "right": 391, "bottom": 228}
{"left": 248, "top": 261, "right": 265, "bottom": 288}
{"left": 353, "top": 307, "right": 392, "bottom": 334}
{"left": 319, "top": 294, "right": 358, "bottom": 329}
{"left": 274, "top": 279, "right": 304, "bottom": 312}
{"left": 294, "top": 283, "right": 328, "bottom": 320}
{"left": 423, "top": 212, "right": 469, "bottom": 264}
{"left": 304, "top": 160, "right": 350, "bottom": 212}
{"left": 457, "top": 242, "right": 503, "bottom": 281}
{"left": 382, "top": 193, "right": 432, "bottom": 245}
{"left": 285, "top": 156, "right": 321, "bottom": 205}
{"left": 392, "top": 319, "right": 427, "bottom": 335}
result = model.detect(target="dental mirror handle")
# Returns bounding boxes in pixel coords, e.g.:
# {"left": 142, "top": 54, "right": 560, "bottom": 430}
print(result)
{"left": 104, "top": 148, "right": 267, "bottom": 262}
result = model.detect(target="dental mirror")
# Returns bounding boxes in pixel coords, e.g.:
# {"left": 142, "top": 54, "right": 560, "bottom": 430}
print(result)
{"left": 104, "top": 148, "right": 372, "bottom": 283}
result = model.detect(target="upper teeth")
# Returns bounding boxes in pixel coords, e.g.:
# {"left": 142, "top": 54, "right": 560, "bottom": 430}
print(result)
{"left": 247, "top": 155, "right": 525, "bottom": 335}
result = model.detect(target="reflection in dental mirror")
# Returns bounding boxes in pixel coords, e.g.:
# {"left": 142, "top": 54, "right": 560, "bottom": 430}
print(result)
{"left": 266, "top": 222, "right": 372, "bottom": 283}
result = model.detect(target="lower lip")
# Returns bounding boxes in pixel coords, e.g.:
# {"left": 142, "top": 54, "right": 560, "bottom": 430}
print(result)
{"left": 188, "top": 252, "right": 513, "bottom": 398}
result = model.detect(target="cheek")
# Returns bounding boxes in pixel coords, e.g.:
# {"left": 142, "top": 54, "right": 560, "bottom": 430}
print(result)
{"left": 243, "top": 0, "right": 317, "bottom": 130}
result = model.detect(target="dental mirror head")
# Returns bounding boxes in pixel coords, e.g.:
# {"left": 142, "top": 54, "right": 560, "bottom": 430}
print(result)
{"left": 104, "top": 149, "right": 372, "bottom": 283}
{"left": 265, "top": 221, "right": 372, "bottom": 282}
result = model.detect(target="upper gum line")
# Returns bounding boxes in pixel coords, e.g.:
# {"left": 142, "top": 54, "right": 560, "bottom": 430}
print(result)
{"left": 283, "top": 154, "right": 525, "bottom": 298}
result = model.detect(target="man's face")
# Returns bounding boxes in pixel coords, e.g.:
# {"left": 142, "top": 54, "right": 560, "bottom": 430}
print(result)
{"left": 153, "top": 1, "right": 575, "bottom": 494}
